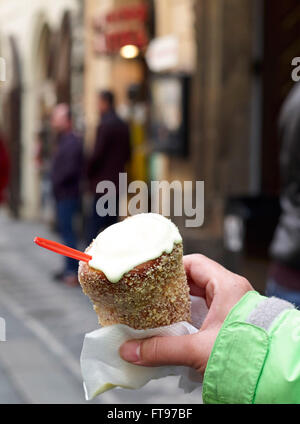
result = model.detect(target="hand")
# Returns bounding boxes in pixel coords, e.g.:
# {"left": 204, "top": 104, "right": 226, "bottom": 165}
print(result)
{"left": 119, "top": 254, "right": 253, "bottom": 374}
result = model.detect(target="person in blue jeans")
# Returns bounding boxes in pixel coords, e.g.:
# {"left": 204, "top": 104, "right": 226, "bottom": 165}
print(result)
{"left": 50, "top": 104, "right": 83, "bottom": 286}
{"left": 56, "top": 197, "right": 80, "bottom": 277}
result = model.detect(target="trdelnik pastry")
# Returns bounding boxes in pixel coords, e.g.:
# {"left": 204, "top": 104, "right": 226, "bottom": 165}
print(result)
{"left": 78, "top": 213, "right": 191, "bottom": 329}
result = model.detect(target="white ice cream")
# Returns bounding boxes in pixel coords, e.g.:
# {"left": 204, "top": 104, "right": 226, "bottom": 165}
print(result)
{"left": 87, "top": 213, "right": 182, "bottom": 283}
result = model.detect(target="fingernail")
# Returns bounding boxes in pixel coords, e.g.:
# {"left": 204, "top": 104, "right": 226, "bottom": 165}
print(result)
{"left": 120, "top": 341, "right": 141, "bottom": 363}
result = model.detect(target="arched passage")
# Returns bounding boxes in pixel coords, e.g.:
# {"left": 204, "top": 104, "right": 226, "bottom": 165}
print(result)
{"left": 55, "top": 11, "right": 72, "bottom": 104}
{"left": 3, "top": 36, "right": 22, "bottom": 217}
{"left": 33, "top": 21, "right": 56, "bottom": 220}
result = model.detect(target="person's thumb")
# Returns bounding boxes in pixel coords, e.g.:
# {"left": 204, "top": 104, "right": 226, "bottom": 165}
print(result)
{"left": 119, "top": 334, "right": 201, "bottom": 368}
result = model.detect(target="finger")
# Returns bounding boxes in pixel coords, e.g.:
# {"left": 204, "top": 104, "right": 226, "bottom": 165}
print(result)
{"left": 188, "top": 281, "right": 206, "bottom": 298}
{"left": 183, "top": 255, "right": 225, "bottom": 328}
{"left": 183, "top": 254, "right": 216, "bottom": 289}
{"left": 119, "top": 334, "right": 201, "bottom": 368}
{"left": 183, "top": 254, "right": 230, "bottom": 291}
{"left": 200, "top": 290, "right": 224, "bottom": 330}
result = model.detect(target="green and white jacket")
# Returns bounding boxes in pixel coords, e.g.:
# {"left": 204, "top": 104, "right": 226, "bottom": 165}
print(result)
{"left": 202, "top": 291, "right": 300, "bottom": 404}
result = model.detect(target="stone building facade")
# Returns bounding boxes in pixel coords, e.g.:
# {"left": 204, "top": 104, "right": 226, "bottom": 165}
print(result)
{"left": 0, "top": 0, "right": 83, "bottom": 219}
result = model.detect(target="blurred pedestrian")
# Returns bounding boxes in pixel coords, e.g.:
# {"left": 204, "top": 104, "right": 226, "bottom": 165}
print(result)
{"left": 0, "top": 132, "right": 10, "bottom": 205}
{"left": 87, "top": 90, "right": 131, "bottom": 242}
{"left": 267, "top": 83, "right": 300, "bottom": 307}
{"left": 50, "top": 104, "right": 83, "bottom": 286}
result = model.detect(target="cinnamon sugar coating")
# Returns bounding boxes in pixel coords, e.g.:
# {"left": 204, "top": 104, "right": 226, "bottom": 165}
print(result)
{"left": 78, "top": 242, "right": 191, "bottom": 329}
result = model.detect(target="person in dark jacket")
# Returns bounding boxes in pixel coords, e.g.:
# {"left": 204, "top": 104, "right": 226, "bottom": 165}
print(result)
{"left": 87, "top": 90, "right": 131, "bottom": 242}
{"left": 267, "top": 83, "right": 300, "bottom": 307}
{"left": 50, "top": 104, "right": 83, "bottom": 285}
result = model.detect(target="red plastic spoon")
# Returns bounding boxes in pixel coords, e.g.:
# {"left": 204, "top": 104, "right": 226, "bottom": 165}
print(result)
{"left": 34, "top": 237, "right": 92, "bottom": 263}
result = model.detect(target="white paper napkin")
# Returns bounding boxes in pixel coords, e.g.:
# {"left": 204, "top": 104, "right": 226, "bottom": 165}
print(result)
{"left": 80, "top": 295, "right": 208, "bottom": 400}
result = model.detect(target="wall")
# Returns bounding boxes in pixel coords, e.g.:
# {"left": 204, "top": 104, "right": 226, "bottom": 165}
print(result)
{"left": 191, "top": 0, "right": 254, "bottom": 242}
{"left": 0, "top": 0, "right": 79, "bottom": 219}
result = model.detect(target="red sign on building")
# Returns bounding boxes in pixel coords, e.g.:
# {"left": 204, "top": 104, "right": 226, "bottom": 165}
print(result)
{"left": 93, "top": 3, "right": 149, "bottom": 55}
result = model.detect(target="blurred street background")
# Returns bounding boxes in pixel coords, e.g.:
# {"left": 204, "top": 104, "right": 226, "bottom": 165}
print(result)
{"left": 0, "top": 0, "right": 299, "bottom": 403}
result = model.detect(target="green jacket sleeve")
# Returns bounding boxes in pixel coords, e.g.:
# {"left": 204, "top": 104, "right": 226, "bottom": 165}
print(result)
{"left": 202, "top": 291, "right": 300, "bottom": 404}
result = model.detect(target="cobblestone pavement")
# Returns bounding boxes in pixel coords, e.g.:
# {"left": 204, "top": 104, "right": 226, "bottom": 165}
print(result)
{"left": 0, "top": 211, "right": 202, "bottom": 404}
